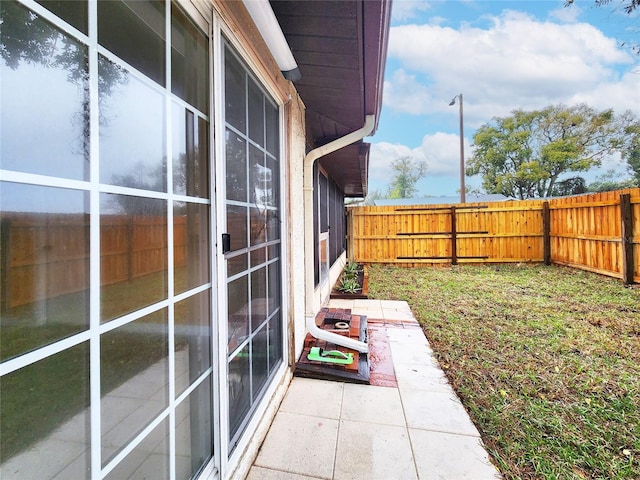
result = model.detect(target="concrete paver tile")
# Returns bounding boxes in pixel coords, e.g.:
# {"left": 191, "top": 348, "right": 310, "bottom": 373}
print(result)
{"left": 382, "top": 309, "right": 417, "bottom": 322}
{"left": 254, "top": 411, "right": 338, "bottom": 479}
{"left": 402, "top": 390, "right": 480, "bottom": 437}
{"left": 389, "top": 341, "right": 435, "bottom": 366}
{"left": 279, "top": 378, "right": 344, "bottom": 419}
{"left": 385, "top": 327, "right": 429, "bottom": 346}
{"left": 327, "top": 299, "right": 355, "bottom": 310}
{"left": 341, "top": 383, "right": 405, "bottom": 426}
{"left": 378, "top": 300, "right": 412, "bottom": 311}
{"left": 350, "top": 307, "right": 384, "bottom": 319}
{"left": 246, "top": 466, "right": 326, "bottom": 479}
{"left": 395, "top": 363, "right": 454, "bottom": 394}
{"left": 334, "top": 420, "right": 417, "bottom": 480}
{"left": 353, "top": 299, "right": 381, "bottom": 309}
{"left": 409, "top": 429, "right": 501, "bottom": 479}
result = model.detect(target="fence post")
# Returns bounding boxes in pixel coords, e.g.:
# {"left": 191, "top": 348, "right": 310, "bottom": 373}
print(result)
{"left": 620, "top": 194, "right": 634, "bottom": 284}
{"left": 542, "top": 202, "right": 551, "bottom": 265}
{"left": 346, "top": 208, "right": 353, "bottom": 263}
{"left": 450, "top": 206, "right": 458, "bottom": 265}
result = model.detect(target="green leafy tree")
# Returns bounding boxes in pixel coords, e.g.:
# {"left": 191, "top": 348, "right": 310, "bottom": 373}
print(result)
{"left": 467, "top": 104, "right": 637, "bottom": 199}
{"left": 387, "top": 157, "right": 428, "bottom": 198}
{"left": 623, "top": 121, "right": 640, "bottom": 185}
{"left": 550, "top": 176, "right": 587, "bottom": 196}
{"left": 587, "top": 170, "right": 637, "bottom": 192}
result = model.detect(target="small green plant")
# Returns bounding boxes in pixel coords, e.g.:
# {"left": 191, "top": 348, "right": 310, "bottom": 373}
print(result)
{"left": 343, "top": 261, "right": 361, "bottom": 275}
{"left": 337, "top": 275, "right": 361, "bottom": 294}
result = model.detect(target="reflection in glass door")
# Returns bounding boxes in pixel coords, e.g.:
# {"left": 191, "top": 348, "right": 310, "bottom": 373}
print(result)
{"left": 222, "top": 42, "right": 283, "bottom": 450}
{"left": 0, "top": 2, "right": 214, "bottom": 479}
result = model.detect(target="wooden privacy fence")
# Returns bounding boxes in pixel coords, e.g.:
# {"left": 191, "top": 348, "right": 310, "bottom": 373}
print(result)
{"left": 347, "top": 188, "right": 640, "bottom": 284}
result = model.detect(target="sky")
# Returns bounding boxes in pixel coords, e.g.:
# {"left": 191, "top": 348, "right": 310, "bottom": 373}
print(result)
{"left": 367, "top": 0, "right": 640, "bottom": 198}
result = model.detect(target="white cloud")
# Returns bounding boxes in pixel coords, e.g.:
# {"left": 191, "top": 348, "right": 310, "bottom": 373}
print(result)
{"left": 391, "top": 0, "right": 432, "bottom": 23}
{"left": 369, "top": 132, "right": 471, "bottom": 193}
{"left": 382, "top": 70, "right": 433, "bottom": 114}
{"left": 549, "top": 4, "right": 582, "bottom": 23}
{"left": 384, "top": 10, "right": 639, "bottom": 120}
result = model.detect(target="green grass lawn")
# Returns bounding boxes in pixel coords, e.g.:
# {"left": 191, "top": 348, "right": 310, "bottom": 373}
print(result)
{"left": 368, "top": 263, "right": 640, "bottom": 480}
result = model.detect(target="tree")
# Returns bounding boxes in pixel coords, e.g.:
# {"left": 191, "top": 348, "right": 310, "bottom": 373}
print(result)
{"left": 565, "top": 0, "right": 640, "bottom": 15}
{"left": 565, "top": 0, "right": 640, "bottom": 54}
{"left": 362, "top": 189, "right": 384, "bottom": 206}
{"left": 467, "top": 104, "right": 637, "bottom": 199}
{"left": 387, "top": 157, "right": 428, "bottom": 198}
{"left": 623, "top": 120, "right": 640, "bottom": 185}
{"left": 550, "top": 176, "right": 587, "bottom": 196}
{"left": 587, "top": 170, "right": 637, "bottom": 192}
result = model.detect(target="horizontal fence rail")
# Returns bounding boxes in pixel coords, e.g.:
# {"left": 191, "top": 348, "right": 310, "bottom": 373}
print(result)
{"left": 347, "top": 188, "right": 640, "bottom": 284}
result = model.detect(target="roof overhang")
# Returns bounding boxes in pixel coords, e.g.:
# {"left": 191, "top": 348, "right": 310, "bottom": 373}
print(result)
{"left": 270, "top": 0, "right": 391, "bottom": 197}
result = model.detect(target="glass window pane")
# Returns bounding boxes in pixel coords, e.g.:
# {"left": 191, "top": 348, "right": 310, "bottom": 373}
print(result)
{"left": 174, "top": 202, "right": 209, "bottom": 295}
{"left": 36, "top": 0, "right": 88, "bottom": 33}
{"left": 104, "top": 417, "right": 169, "bottom": 480}
{"left": 268, "top": 260, "right": 281, "bottom": 316}
{"left": 101, "top": 309, "right": 169, "bottom": 465}
{"left": 265, "top": 101, "right": 279, "bottom": 156}
{"left": 0, "top": 1, "right": 89, "bottom": 180}
{"left": 250, "top": 247, "right": 266, "bottom": 267}
{"left": 98, "top": 0, "right": 166, "bottom": 86}
{"left": 251, "top": 324, "right": 268, "bottom": 400}
{"left": 265, "top": 157, "right": 279, "bottom": 209}
{"left": 248, "top": 80, "right": 264, "bottom": 146}
{"left": 268, "top": 243, "right": 280, "bottom": 261}
{"left": 227, "top": 253, "right": 248, "bottom": 278}
{"left": 250, "top": 267, "right": 267, "bottom": 331}
{"left": 171, "top": 3, "right": 208, "bottom": 114}
{"left": 249, "top": 207, "right": 266, "bottom": 247}
{"left": 226, "top": 205, "right": 247, "bottom": 252}
{"left": 100, "top": 193, "right": 167, "bottom": 323}
{"left": 268, "top": 312, "right": 282, "bottom": 375}
{"left": 224, "top": 47, "right": 246, "bottom": 133}
{"left": 0, "top": 183, "right": 89, "bottom": 362}
{"left": 226, "top": 129, "right": 247, "bottom": 202}
{"left": 250, "top": 146, "right": 270, "bottom": 208}
{"left": 99, "top": 56, "right": 166, "bottom": 191}
{"left": 176, "top": 376, "right": 213, "bottom": 480}
{"left": 172, "top": 105, "right": 209, "bottom": 197}
{"left": 175, "top": 290, "right": 211, "bottom": 398}
{"left": 319, "top": 174, "right": 328, "bottom": 232}
{"left": 227, "top": 275, "right": 249, "bottom": 351}
{"left": 228, "top": 344, "right": 250, "bottom": 441}
{"left": 0, "top": 342, "right": 90, "bottom": 480}
{"left": 266, "top": 160, "right": 280, "bottom": 243}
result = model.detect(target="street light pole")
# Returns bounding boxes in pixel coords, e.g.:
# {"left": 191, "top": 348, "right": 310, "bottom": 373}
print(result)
{"left": 449, "top": 93, "right": 466, "bottom": 203}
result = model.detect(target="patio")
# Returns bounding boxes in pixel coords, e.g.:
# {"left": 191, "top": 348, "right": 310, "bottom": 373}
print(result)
{"left": 246, "top": 299, "right": 501, "bottom": 480}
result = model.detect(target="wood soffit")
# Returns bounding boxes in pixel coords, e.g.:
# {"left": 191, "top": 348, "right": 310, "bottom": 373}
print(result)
{"left": 271, "top": 0, "right": 390, "bottom": 197}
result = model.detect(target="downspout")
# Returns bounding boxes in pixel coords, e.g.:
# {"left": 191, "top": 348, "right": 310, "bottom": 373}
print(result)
{"left": 304, "top": 115, "right": 375, "bottom": 354}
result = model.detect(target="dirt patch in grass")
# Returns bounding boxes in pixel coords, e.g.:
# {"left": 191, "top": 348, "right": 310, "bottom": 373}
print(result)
{"left": 368, "top": 264, "right": 640, "bottom": 479}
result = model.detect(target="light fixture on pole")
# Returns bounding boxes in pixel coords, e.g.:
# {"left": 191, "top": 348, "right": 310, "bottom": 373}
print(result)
{"left": 449, "top": 93, "right": 466, "bottom": 203}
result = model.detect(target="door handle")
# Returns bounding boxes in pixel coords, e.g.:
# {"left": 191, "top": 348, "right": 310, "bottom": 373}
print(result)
{"left": 222, "top": 233, "right": 231, "bottom": 254}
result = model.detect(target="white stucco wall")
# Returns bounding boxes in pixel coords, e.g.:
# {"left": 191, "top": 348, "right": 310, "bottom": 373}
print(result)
{"left": 285, "top": 90, "right": 308, "bottom": 361}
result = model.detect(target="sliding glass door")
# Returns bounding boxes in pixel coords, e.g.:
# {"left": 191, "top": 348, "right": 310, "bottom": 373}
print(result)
{"left": 222, "top": 42, "right": 283, "bottom": 451}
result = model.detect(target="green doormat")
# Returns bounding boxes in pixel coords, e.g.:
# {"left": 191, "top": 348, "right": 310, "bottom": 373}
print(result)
{"left": 307, "top": 347, "right": 354, "bottom": 365}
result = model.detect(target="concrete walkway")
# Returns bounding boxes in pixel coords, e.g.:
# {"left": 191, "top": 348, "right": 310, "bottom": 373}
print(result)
{"left": 247, "top": 299, "right": 502, "bottom": 480}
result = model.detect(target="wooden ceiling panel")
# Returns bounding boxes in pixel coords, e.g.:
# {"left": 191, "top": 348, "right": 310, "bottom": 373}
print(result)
{"left": 271, "top": 0, "right": 390, "bottom": 196}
